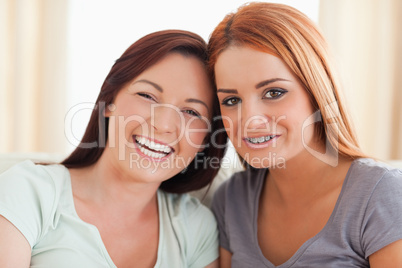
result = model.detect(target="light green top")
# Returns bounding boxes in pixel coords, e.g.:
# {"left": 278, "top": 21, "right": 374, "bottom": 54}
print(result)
{"left": 0, "top": 160, "right": 218, "bottom": 267}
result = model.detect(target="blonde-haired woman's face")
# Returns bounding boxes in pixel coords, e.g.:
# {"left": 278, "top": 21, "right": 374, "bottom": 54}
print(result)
{"left": 215, "top": 46, "right": 319, "bottom": 168}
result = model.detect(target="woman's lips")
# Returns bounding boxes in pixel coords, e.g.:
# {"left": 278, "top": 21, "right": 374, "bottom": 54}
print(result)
{"left": 243, "top": 134, "right": 280, "bottom": 148}
{"left": 133, "top": 135, "right": 174, "bottom": 161}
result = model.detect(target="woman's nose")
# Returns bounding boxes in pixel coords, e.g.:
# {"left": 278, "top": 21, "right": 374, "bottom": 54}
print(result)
{"left": 241, "top": 102, "right": 269, "bottom": 130}
{"left": 150, "top": 104, "right": 182, "bottom": 134}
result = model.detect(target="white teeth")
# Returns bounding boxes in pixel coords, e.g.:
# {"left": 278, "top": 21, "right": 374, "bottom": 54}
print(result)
{"left": 247, "top": 135, "right": 275, "bottom": 144}
{"left": 135, "top": 136, "right": 173, "bottom": 158}
{"left": 139, "top": 145, "right": 166, "bottom": 158}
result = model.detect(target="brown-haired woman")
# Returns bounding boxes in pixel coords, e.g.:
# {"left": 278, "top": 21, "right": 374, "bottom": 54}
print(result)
{"left": 208, "top": 2, "right": 402, "bottom": 267}
{"left": 0, "top": 30, "right": 226, "bottom": 267}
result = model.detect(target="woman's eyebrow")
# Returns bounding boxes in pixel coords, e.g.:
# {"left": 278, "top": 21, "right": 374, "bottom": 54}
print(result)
{"left": 133, "top": 79, "right": 163, "bottom": 92}
{"left": 255, "top": 78, "right": 291, "bottom": 89}
{"left": 132, "top": 81, "right": 210, "bottom": 114}
{"left": 217, "top": 78, "right": 291, "bottom": 93}
{"left": 185, "top": 98, "right": 209, "bottom": 111}
{"left": 217, "top": 88, "right": 238, "bottom": 94}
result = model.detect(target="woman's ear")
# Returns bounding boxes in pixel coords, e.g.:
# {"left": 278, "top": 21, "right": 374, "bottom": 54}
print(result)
{"left": 104, "top": 104, "right": 116, "bottom": 118}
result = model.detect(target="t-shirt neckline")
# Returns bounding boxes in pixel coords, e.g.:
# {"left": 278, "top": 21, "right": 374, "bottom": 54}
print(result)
{"left": 252, "top": 160, "right": 357, "bottom": 267}
{"left": 62, "top": 165, "right": 163, "bottom": 268}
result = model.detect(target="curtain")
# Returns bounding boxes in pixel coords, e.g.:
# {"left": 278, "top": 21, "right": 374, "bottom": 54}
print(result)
{"left": 318, "top": 0, "right": 402, "bottom": 160}
{"left": 0, "top": 0, "right": 68, "bottom": 153}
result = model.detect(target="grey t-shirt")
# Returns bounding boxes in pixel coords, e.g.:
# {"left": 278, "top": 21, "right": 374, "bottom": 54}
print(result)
{"left": 211, "top": 158, "right": 402, "bottom": 267}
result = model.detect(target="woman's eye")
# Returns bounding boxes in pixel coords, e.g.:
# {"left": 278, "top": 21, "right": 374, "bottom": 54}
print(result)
{"left": 137, "top": 92, "right": 156, "bottom": 102}
{"left": 183, "top": 109, "right": 201, "bottom": 118}
{"left": 264, "top": 88, "right": 287, "bottom": 99}
{"left": 222, "top": 97, "right": 241, "bottom": 106}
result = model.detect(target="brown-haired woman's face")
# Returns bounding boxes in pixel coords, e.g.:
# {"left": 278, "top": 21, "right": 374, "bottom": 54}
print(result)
{"left": 215, "top": 46, "right": 318, "bottom": 168}
{"left": 105, "top": 53, "right": 213, "bottom": 183}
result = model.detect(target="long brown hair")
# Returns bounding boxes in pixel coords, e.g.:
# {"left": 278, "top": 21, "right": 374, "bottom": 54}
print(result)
{"left": 62, "top": 30, "right": 227, "bottom": 193}
{"left": 208, "top": 2, "right": 366, "bottom": 160}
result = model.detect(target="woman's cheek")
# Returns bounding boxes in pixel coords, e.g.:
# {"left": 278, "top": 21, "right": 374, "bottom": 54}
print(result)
{"left": 222, "top": 116, "right": 240, "bottom": 147}
{"left": 185, "top": 119, "right": 210, "bottom": 149}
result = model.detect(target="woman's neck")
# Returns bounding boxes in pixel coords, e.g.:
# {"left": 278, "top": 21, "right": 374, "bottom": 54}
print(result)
{"left": 69, "top": 150, "right": 160, "bottom": 217}
{"left": 265, "top": 151, "right": 352, "bottom": 208}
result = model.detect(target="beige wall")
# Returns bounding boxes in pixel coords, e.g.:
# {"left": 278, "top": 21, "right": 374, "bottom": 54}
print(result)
{"left": 0, "top": 0, "right": 68, "bottom": 153}
{"left": 1, "top": 0, "right": 400, "bottom": 160}
{"left": 319, "top": 0, "right": 402, "bottom": 160}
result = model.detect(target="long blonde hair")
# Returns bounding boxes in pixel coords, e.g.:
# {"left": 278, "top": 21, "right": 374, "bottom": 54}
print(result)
{"left": 208, "top": 2, "right": 366, "bottom": 159}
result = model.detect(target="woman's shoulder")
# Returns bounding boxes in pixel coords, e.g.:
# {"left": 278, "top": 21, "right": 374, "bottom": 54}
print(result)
{"left": 210, "top": 168, "right": 266, "bottom": 218}
{"left": 338, "top": 158, "right": 402, "bottom": 221}
{"left": 350, "top": 158, "right": 402, "bottom": 184}
{"left": 0, "top": 160, "right": 70, "bottom": 247}
{"left": 0, "top": 160, "right": 70, "bottom": 216}
{"left": 0, "top": 160, "right": 68, "bottom": 189}
{"left": 158, "top": 191, "right": 219, "bottom": 267}
{"left": 159, "top": 190, "right": 214, "bottom": 219}
{"left": 213, "top": 167, "right": 266, "bottom": 199}
{"left": 344, "top": 158, "right": 402, "bottom": 257}
{"left": 353, "top": 157, "right": 401, "bottom": 172}
{"left": 338, "top": 158, "right": 402, "bottom": 203}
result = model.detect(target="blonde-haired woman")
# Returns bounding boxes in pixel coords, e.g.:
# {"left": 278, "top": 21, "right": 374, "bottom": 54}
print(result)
{"left": 208, "top": 2, "right": 402, "bottom": 267}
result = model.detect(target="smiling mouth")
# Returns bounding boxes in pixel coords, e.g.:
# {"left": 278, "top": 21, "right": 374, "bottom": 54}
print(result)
{"left": 134, "top": 135, "right": 174, "bottom": 159}
{"left": 245, "top": 135, "right": 277, "bottom": 144}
